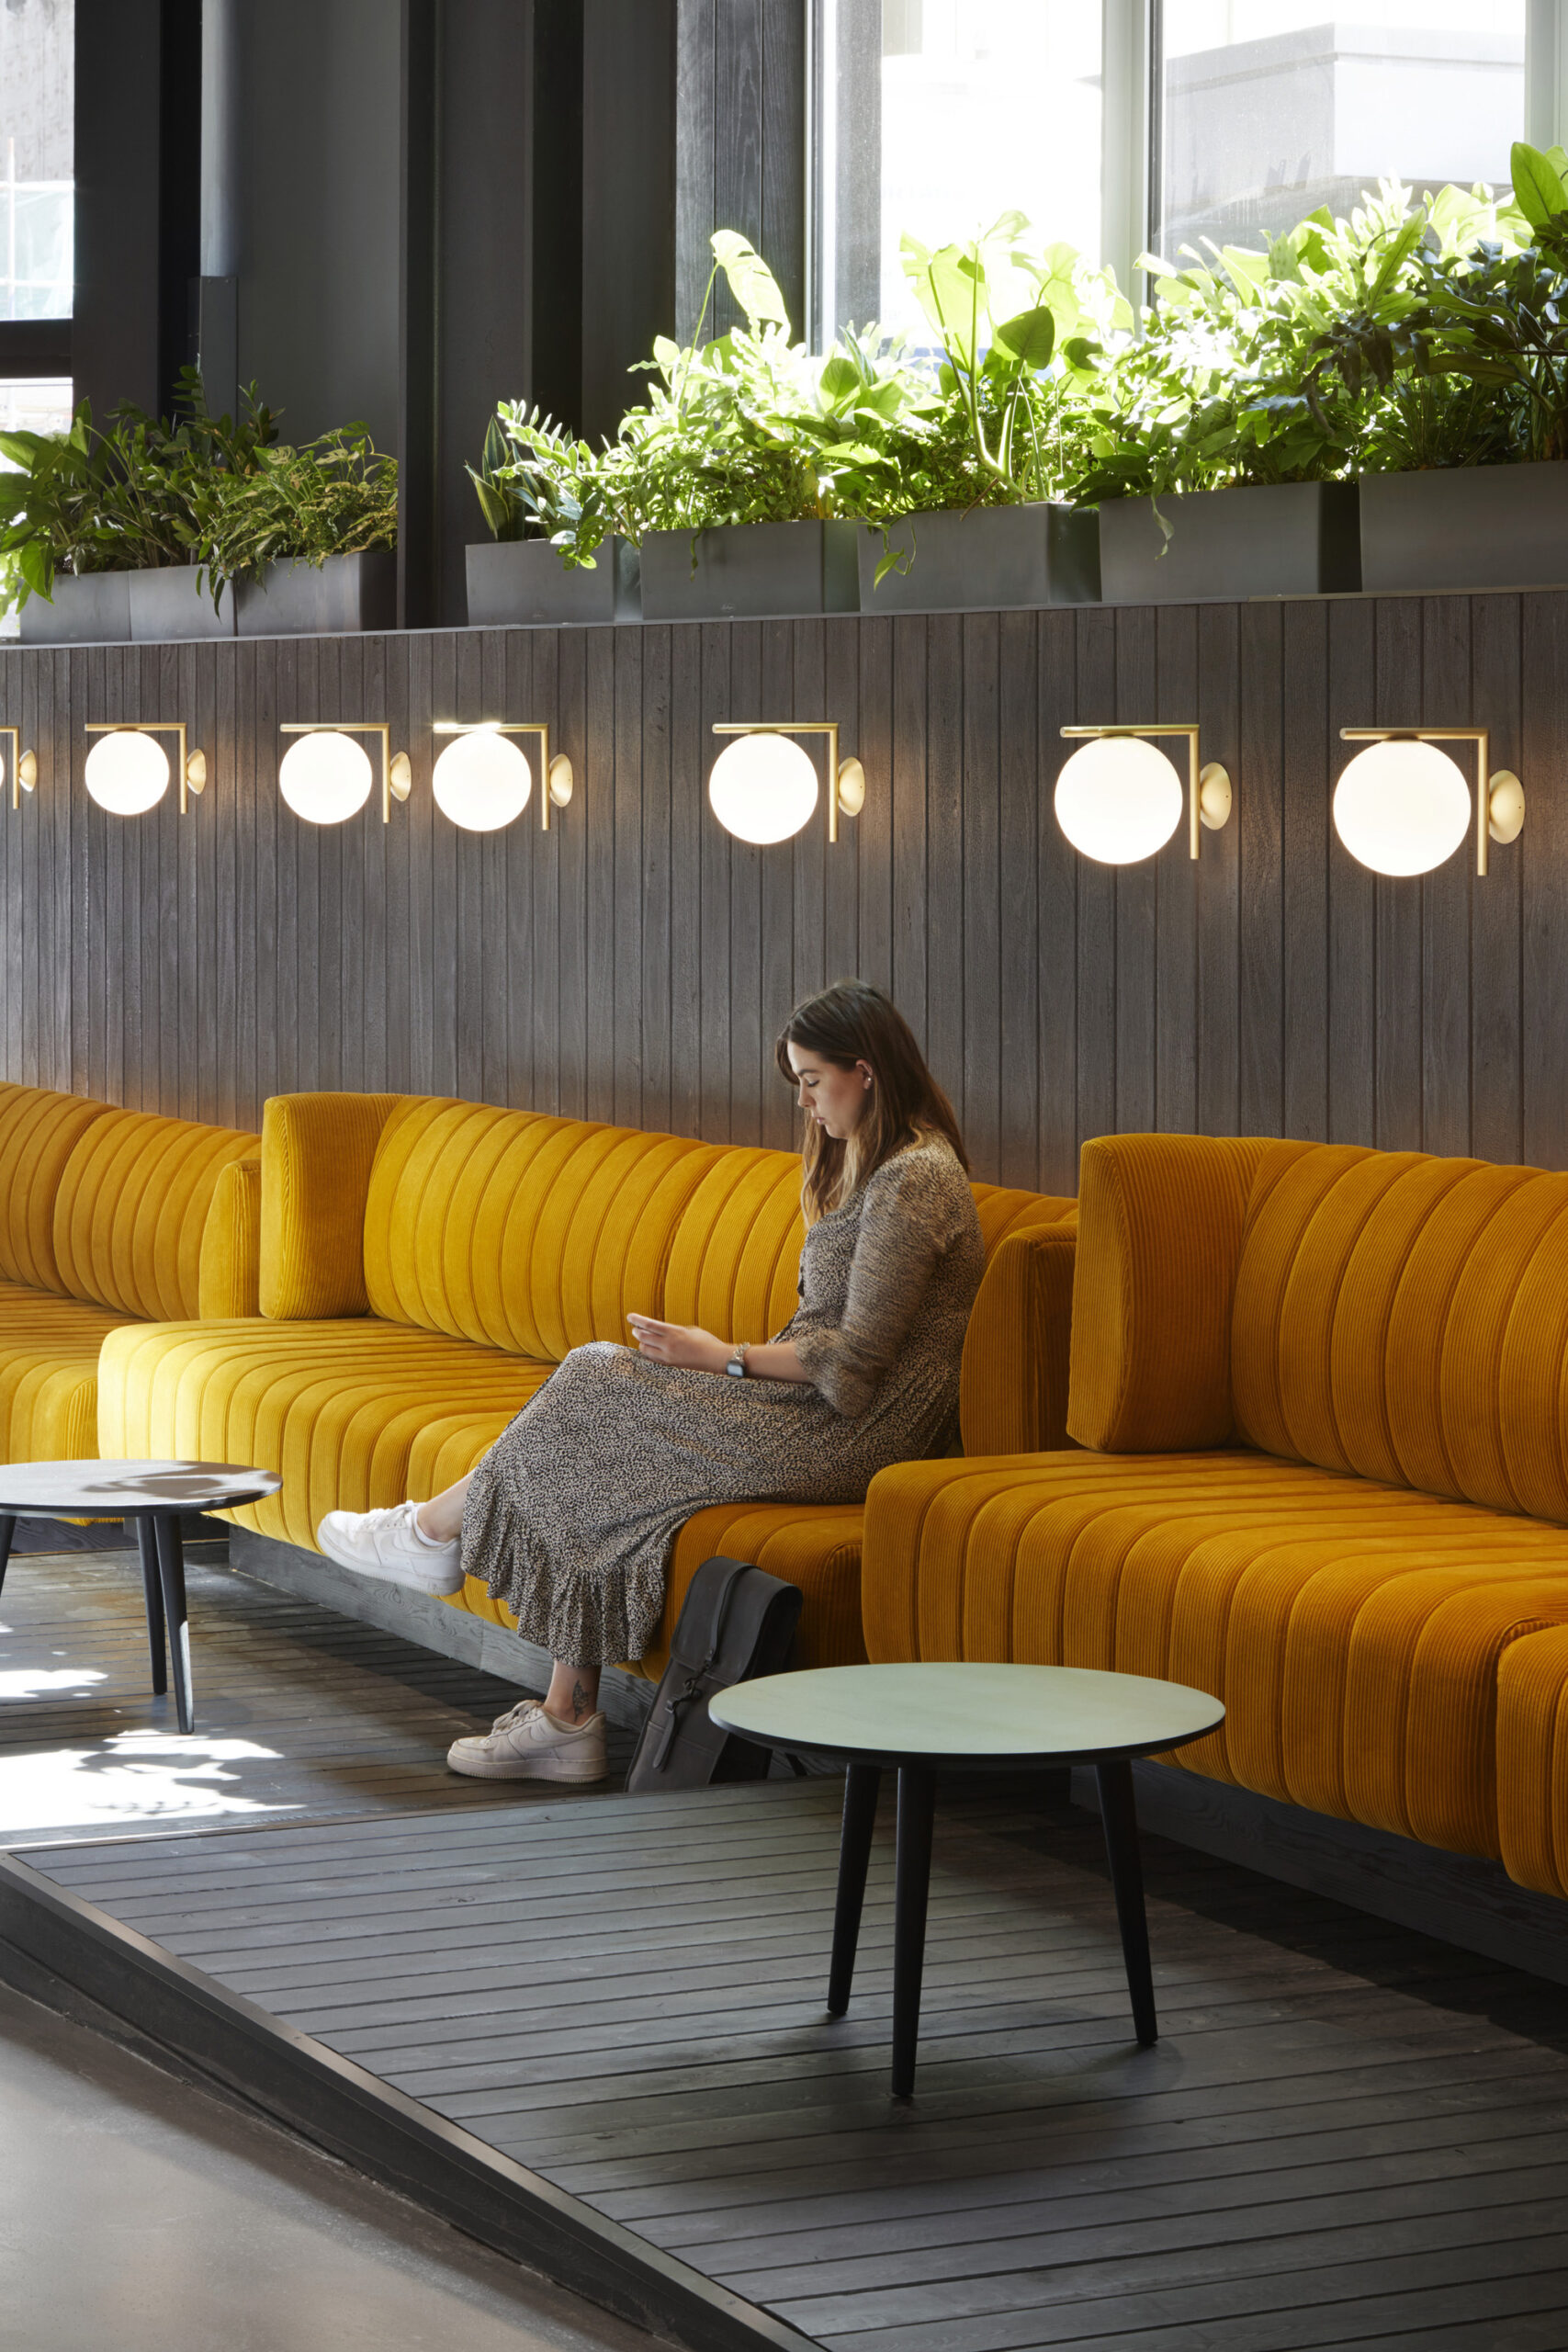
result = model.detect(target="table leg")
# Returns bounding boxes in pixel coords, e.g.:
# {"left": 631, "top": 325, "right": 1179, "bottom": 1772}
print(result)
{"left": 891, "top": 1764, "right": 936, "bottom": 2099}
{"left": 152, "top": 1512, "right": 194, "bottom": 1734}
{"left": 133, "top": 1518, "right": 167, "bottom": 1696}
{"left": 0, "top": 1515, "right": 14, "bottom": 1599}
{"left": 828, "top": 1763, "right": 881, "bottom": 2016}
{"left": 1096, "top": 1757, "right": 1156, "bottom": 2046}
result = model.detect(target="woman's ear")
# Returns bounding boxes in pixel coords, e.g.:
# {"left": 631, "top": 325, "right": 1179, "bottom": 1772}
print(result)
{"left": 857, "top": 1060, "right": 874, "bottom": 1091}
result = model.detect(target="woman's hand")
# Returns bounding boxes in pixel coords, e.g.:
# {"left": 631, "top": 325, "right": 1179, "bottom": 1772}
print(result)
{"left": 626, "top": 1315, "right": 731, "bottom": 1374}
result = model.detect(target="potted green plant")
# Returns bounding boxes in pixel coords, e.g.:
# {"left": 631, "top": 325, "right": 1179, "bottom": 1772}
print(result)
{"left": 615, "top": 232, "right": 863, "bottom": 621}
{"left": 217, "top": 422, "right": 398, "bottom": 636}
{"left": 1313, "top": 143, "right": 1568, "bottom": 592}
{"left": 850, "top": 218, "right": 1108, "bottom": 614}
{"left": 0, "top": 401, "right": 136, "bottom": 641}
{"left": 465, "top": 406, "right": 638, "bottom": 626}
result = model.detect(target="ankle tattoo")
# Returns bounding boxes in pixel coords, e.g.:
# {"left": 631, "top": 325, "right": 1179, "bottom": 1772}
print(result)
{"left": 570, "top": 1678, "right": 592, "bottom": 1722}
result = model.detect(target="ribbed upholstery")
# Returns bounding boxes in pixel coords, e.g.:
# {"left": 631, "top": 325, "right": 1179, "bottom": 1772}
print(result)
{"left": 198, "top": 1159, "right": 263, "bottom": 1319}
{"left": 362, "top": 1098, "right": 719, "bottom": 1356}
{"left": 863, "top": 1446, "right": 1568, "bottom": 1858}
{"left": 0, "top": 1277, "right": 125, "bottom": 1459}
{"left": 260, "top": 1091, "right": 402, "bottom": 1319}
{"left": 99, "top": 1316, "right": 552, "bottom": 1550}
{"left": 1497, "top": 1626, "right": 1568, "bottom": 1896}
{"left": 0, "top": 1082, "right": 111, "bottom": 1293}
{"left": 53, "top": 1106, "right": 260, "bottom": 1321}
{"left": 101, "top": 1089, "right": 1078, "bottom": 1671}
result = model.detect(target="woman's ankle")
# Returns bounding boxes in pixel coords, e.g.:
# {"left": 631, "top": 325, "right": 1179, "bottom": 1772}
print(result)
{"left": 412, "top": 1500, "right": 455, "bottom": 1545}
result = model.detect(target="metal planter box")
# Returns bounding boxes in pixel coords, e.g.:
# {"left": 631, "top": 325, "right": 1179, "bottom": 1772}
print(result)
{"left": 1099, "top": 480, "right": 1360, "bottom": 603}
{"left": 465, "top": 537, "right": 640, "bottom": 626}
{"left": 639, "top": 519, "right": 860, "bottom": 621}
{"left": 17, "top": 570, "right": 133, "bottom": 644}
{"left": 128, "top": 566, "right": 234, "bottom": 641}
{"left": 237, "top": 550, "right": 399, "bottom": 637}
{"left": 855, "top": 502, "right": 1100, "bottom": 614}
{"left": 1359, "top": 460, "right": 1568, "bottom": 593}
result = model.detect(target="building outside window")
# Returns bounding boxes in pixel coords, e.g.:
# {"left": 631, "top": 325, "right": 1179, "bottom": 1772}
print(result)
{"left": 813, "top": 0, "right": 1530, "bottom": 343}
{"left": 0, "top": 0, "right": 73, "bottom": 321}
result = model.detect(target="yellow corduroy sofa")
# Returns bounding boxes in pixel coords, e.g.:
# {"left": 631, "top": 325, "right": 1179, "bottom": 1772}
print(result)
{"left": 862, "top": 1130, "right": 1568, "bottom": 1894}
{"left": 0, "top": 1081, "right": 260, "bottom": 1464}
{"left": 98, "top": 1090, "right": 1077, "bottom": 1678}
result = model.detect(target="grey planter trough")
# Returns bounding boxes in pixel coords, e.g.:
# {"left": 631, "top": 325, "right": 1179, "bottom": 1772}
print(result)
{"left": 465, "top": 537, "right": 640, "bottom": 626}
{"left": 237, "top": 550, "right": 398, "bottom": 637}
{"left": 129, "top": 566, "right": 234, "bottom": 641}
{"left": 855, "top": 502, "right": 1100, "bottom": 613}
{"left": 1359, "top": 460, "right": 1568, "bottom": 593}
{"left": 639, "top": 518, "right": 860, "bottom": 621}
{"left": 1098, "top": 480, "right": 1360, "bottom": 603}
{"left": 17, "top": 570, "right": 133, "bottom": 644}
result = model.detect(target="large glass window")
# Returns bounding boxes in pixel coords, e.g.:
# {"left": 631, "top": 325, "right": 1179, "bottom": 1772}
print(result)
{"left": 0, "top": 0, "right": 73, "bottom": 320}
{"left": 813, "top": 0, "right": 1103, "bottom": 349}
{"left": 1156, "top": 3, "right": 1527, "bottom": 262}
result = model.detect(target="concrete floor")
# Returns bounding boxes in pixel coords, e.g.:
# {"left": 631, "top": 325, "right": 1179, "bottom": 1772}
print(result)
{"left": 0, "top": 1978, "right": 657, "bottom": 2352}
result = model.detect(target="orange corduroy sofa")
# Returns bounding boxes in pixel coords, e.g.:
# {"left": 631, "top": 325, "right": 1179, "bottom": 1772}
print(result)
{"left": 98, "top": 1090, "right": 1077, "bottom": 1676}
{"left": 0, "top": 1081, "right": 260, "bottom": 1464}
{"left": 861, "top": 1130, "right": 1568, "bottom": 1894}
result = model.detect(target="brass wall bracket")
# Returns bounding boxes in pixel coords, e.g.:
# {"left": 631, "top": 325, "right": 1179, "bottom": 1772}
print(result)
{"left": 1, "top": 727, "right": 37, "bottom": 811}
{"left": 1339, "top": 727, "right": 1523, "bottom": 876}
{"left": 279, "top": 722, "right": 412, "bottom": 825}
{"left": 1060, "top": 722, "right": 1231, "bottom": 861}
{"left": 85, "top": 720, "right": 207, "bottom": 815}
{"left": 431, "top": 721, "right": 574, "bottom": 831}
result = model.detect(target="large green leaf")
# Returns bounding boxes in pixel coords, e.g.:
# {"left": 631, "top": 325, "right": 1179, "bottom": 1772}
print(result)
{"left": 710, "top": 230, "right": 792, "bottom": 331}
{"left": 992, "top": 304, "right": 1055, "bottom": 369}
{"left": 1510, "top": 141, "right": 1568, "bottom": 231}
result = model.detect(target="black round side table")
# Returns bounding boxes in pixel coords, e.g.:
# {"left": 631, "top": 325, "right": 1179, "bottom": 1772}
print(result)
{"left": 711, "top": 1660, "right": 1225, "bottom": 2099}
{"left": 0, "top": 1460, "right": 284, "bottom": 1734}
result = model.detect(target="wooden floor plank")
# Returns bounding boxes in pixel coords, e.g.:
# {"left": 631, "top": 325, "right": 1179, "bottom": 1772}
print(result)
{"left": 11, "top": 1549, "right": 1568, "bottom": 2352}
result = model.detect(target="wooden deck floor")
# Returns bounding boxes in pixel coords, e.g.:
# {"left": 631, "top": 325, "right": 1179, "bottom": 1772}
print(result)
{"left": 24, "top": 1770, "right": 1568, "bottom": 2352}
{"left": 0, "top": 1542, "right": 635, "bottom": 1844}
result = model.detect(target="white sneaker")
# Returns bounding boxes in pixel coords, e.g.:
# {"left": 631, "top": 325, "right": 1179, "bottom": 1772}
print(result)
{"left": 316, "top": 1501, "right": 463, "bottom": 1596}
{"left": 446, "top": 1699, "right": 607, "bottom": 1782}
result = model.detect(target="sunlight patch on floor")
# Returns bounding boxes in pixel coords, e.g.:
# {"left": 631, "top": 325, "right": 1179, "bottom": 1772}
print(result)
{"left": 0, "top": 1731, "right": 301, "bottom": 1833}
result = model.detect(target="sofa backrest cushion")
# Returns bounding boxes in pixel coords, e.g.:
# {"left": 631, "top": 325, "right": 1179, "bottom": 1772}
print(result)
{"left": 361, "top": 1097, "right": 721, "bottom": 1358}
{"left": 1231, "top": 1138, "right": 1568, "bottom": 1517}
{"left": 0, "top": 1083, "right": 112, "bottom": 1295}
{"left": 52, "top": 1105, "right": 261, "bottom": 1321}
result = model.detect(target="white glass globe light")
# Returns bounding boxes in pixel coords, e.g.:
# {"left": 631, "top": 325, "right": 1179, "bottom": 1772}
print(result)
{"left": 1055, "top": 735, "right": 1183, "bottom": 865}
{"left": 278, "top": 730, "right": 374, "bottom": 825}
{"left": 1333, "top": 741, "right": 1471, "bottom": 876}
{"left": 85, "top": 729, "right": 170, "bottom": 816}
{"left": 432, "top": 729, "right": 533, "bottom": 831}
{"left": 708, "top": 733, "right": 819, "bottom": 844}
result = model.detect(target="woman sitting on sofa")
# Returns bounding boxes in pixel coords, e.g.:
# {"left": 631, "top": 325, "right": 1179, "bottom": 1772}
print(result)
{"left": 318, "top": 979, "right": 983, "bottom": 1785}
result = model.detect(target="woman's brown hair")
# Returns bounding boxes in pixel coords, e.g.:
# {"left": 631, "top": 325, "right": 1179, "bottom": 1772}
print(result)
{"left": 774, "top": 979, "right": 967, "bottom": 1224}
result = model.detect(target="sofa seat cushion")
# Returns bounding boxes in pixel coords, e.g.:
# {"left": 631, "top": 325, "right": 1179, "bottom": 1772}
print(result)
{"left": 1496, "top": 1625, "right": 1568, "bottom": 1898}
{"left": 97, "top": 1317, "right": 553, "bottom": 1552}
{"left": 449, "top": 1499, "right": 869, "bottom": 1681}
{"left": 0, "top": 1278, "right": 129, "bottom": 1460}
{"left": 863, "top": 1447, "right": 1568, "bottom": 1860}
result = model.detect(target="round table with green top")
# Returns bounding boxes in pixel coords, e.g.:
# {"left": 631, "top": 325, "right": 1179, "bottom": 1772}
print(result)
{"left": 708, "top": 1661, "right": 1225, "bottom": 2099}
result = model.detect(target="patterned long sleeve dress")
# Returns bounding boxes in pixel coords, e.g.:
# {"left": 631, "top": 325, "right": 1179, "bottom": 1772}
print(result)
{"left": 457, "top": 1134, "right": 986, "bottom": 1666}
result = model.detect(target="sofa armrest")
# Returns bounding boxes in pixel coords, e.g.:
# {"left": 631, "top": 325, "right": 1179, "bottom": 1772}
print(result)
{"left": 260, "top": 1092, "right": 403, "bottom": 1318}
{"left": 1066, "top": 1132, "right": 1282, "bottom": 1453}
{"left": 197, "top": 1158, "right": 263, "bottom": 1318}
{"left": 960, "top": 1219, "right": 1077, "bottom": 1455}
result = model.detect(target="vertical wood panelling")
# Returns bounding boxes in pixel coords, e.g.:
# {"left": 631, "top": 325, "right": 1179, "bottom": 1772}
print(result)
{"left": 1, "top": 595, "right": 1565, "bottom": 1192}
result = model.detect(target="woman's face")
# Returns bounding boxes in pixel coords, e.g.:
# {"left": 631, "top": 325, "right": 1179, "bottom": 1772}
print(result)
{"left": 787, "top": 1043, "right": 874, "bottom": 1139}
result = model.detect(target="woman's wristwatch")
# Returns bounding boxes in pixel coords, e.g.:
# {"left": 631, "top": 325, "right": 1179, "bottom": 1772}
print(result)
{"left": 726, "top": 1341, "right": 750, "bottom": 1378}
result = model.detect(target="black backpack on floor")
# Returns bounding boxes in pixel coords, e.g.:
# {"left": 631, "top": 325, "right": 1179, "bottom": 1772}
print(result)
{"left": 626, "top": 1555, "right": 803, "bottom": 1794}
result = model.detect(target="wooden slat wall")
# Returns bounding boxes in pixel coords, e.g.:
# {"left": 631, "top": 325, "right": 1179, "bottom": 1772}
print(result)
{"left": 674, "top": 0, "right": 806, "bottom": 342}
{"left": 0, "top": 594, "right": 1555, "bottom": 1192}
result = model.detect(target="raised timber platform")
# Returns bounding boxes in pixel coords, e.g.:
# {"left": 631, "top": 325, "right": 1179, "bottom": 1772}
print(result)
{"left": 8, "top": 1778, "right": 1568, "bottom": 2352}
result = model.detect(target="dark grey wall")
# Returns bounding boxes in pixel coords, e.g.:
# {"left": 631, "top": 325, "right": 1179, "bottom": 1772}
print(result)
{"left": 581, "top": 0, "right": 677, "bottom": 443}
{"left": 0, "top": 591, "right": 1559, "bottom": 1193}
{"left": 676, "top": 0, "right": 806, "bottom": 341}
